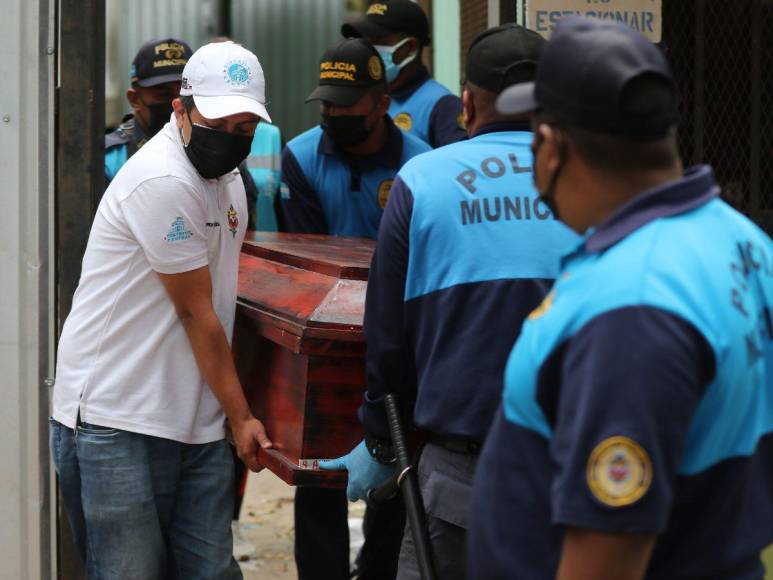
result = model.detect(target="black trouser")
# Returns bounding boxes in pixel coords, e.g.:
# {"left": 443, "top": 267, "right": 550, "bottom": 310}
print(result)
{"left": 294, "top": 486, "right": 406, "bottom": 580}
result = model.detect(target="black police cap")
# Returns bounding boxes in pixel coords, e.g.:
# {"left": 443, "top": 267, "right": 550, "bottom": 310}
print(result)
{"left": 497, "top": 17, "right": 677, "bottom": 138}
{"left": 131, "top": 38, "right": 193, "bottom": 87}
{"left": 466, "top": 24, "right": 545, "bottom": 94}
{"left": 305, "top": 39, "right": 387, "bottom": 107}
{"left": 341, "top": 0, "right": 430, "bottom": 46}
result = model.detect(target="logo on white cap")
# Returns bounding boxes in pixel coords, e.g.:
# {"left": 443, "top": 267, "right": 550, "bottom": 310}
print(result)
{"left": 224, "top": 60, "right": 252, "bottom": 87}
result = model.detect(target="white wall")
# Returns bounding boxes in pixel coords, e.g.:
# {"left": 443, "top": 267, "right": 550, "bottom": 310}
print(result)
{"left": 0, "top": 0, "right": 55, "bottom": 577}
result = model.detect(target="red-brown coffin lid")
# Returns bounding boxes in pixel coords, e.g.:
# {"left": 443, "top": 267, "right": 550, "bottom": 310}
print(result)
{"left": 237, "top": 232, "right": 375, "bottom": 348}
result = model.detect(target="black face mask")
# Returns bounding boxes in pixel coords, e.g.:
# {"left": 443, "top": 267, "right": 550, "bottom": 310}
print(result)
{"left": 183, "top": 120, "right": 253, "bottom": 179}
{"left": 532, "top": 132, "right": 565, "bottom": 221}
{"left": 321, "top": 113, "right": 374, "bottom": 149}
{"left": 144, "top": 102, "right": 174, "bottom": 137}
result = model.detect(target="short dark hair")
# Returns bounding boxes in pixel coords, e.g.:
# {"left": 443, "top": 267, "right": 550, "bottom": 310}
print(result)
{"left": 180, "top": 95, "right": 195, "bottom": 113}
{"left": 561, "top": 124, "right": 679, "bottom": 173}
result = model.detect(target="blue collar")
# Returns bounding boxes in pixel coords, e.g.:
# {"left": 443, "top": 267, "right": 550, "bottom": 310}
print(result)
{"left": 582, "top": 165, "right": 720, "bottom": 254}
{"left": 390, "top": 66, "right": 431, "bottom": 100}
{"left": 472, "top": 122, "right": 531, "bottom": 138}
{"left": 318, "top": 115, "right": 404, "bottom": 171}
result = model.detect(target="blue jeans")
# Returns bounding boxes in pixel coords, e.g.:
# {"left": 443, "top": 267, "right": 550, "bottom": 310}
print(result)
{"left": 49, "top": 418, "right": 242, "bottom": 580}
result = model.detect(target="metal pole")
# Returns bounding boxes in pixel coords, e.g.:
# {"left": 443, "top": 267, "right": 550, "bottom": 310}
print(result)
{"left": 56, "top": 0, "right": 105, "bottom": 332}
{"left": 55, "top": 0, "right": 105, "bottom": 576}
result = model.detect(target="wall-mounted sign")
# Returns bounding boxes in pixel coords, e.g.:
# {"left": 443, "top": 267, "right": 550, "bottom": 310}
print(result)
{"left": 526, "top": 0, "right": 662, "bottom": 42}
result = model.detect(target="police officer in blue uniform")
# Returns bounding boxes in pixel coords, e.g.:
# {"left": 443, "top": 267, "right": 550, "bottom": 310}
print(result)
{"left": 281, "top": 39, "right": 430, "bottom": 580}
{"left": 342, "top": 0, "right": 466, "bottom": 148}
{"left": 319, "top": 25, "right": 578, "bottom": 579}
{"left": 105, "top": 38, "right": 193, "bottom": 187}
{"left": 468, "top": 17, "right": 773, "bottom": 580}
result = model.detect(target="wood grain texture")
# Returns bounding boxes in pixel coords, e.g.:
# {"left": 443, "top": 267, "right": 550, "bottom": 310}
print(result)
{"left": 234, "top": 233, "right": 375, "bottom": 487}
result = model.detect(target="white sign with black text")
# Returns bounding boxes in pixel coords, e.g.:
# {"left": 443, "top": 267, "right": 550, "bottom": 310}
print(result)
{"left": 526, "top": 0, "right": 662, "bottom": 42}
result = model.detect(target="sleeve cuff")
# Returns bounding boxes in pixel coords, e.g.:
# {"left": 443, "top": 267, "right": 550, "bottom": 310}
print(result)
{"left": 150, "top": 254, "right": 209, "bottom": 275}
{"left": 358, "top": 392, "right": 391, "bottom": 441}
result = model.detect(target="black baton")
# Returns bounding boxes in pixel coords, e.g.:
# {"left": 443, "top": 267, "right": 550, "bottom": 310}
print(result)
{"left": 382, "top": 393, "right": 438, "bottom": 580}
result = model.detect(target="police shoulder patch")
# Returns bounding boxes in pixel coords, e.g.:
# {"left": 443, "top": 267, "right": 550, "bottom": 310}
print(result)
{"left": 394, "top": 112, "right": 412, "bottom": 132}
{"left": 528, "top": 289, "right": 554, "bottom": 321}
{"left": 378, "top": 179, "right": 394, "bottom": 209}
{"left": 586, "top": 436, "right": 652, "bottom": 507}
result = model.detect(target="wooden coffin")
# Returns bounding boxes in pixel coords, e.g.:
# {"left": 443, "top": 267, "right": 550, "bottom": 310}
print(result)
{"left": 233, "top": 232, "right": 374, "bottom": 487}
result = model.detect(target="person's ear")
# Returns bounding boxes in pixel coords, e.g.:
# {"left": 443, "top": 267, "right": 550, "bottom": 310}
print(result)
{"left": 394, "top": 37, "right": 418, "bottom": 64}
{"left": 462, "top": 88, "right": 474, "bottom": 132}
{"left": 377, "top": 93, "right": 390, "bottom": 117}
{"left": 172, "top": 98, "right": 186, "bottom": 129}
{"left": 126, "top": 88, "right": 142, "bottom": 113}
{"left": 534, "top": 123, "right": 565, "bottom": 177}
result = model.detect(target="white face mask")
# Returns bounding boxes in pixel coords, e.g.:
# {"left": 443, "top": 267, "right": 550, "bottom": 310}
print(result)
{"left": 373, "top": 37, "right": 418, "bottom": 83}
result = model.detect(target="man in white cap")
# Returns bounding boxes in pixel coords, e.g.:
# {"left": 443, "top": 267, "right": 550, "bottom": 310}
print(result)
{"left": 50, "top": 41, "right": 271, "bottom": 579}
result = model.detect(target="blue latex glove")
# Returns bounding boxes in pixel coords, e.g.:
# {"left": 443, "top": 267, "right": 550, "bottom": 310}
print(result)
{"left": 318, "top": 440, "right": 396, "bottom": 502}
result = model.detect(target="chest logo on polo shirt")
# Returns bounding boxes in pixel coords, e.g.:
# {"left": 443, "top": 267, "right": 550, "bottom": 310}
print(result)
{"left": 164, "top": 217, "right": 193, "bottom": 243}
{"left": 587, "top": 436, "right": 652, "bottom": 507}
{"left": 226, "top": 205, "right": 239, "bottom": 237}
{"left": 394, "top": 113, "right": 413, "bottom": 132}
{"left": 378, "top": 179, "right": 394, "bottom": 209}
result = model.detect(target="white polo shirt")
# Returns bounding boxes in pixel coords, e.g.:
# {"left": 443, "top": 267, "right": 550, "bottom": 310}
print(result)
{"left": 53, "top": 118, "right": 248, "bottom": 444}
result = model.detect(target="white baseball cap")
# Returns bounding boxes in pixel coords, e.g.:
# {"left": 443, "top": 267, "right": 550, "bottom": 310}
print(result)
{"left": 180, "top": 41, "right": 271, "bottom": 122}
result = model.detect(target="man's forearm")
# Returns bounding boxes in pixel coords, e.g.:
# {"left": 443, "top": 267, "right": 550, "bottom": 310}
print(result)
{"left": 179, "top": 309, "right": 252, "bottom": 426}
{"left": 556, "top": 528, "right": 655, "bottom": 580}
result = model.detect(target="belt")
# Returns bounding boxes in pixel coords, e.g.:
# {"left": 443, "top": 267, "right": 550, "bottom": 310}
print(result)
{"left": 430, "top": 434, "right": 483, "bottom": 455}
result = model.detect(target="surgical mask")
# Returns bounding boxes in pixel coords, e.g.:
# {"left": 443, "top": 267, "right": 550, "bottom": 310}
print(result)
{"left": 144, "top": 102, "right": 174, "bottom": 137}
{"left": 532, "top": 132, "right": 565, "bottom": 221}
{"left": 182, "top": 118, "right": 253, "bottom": 179}
{"left": 373, "top": 38, "right": 418, "bottom": 83}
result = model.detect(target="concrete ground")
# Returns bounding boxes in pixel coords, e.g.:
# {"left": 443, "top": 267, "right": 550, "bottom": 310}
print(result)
{"left": 234, "top": 470, "right": 366, "bottom": 580}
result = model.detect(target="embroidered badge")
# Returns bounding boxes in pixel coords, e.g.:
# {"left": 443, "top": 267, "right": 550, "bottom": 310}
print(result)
{"left": 528, "top": 289, "right": 555, "bottom": 321}
{"left": 587, "top": 436, "right": 652, "bottom": 507}
{"left": 457, "top": 112, "right": 466, "bottom": 130}
{"left": 368, "top": 55, "right": 383, "bottom": 81}
{"left": 378, "top": 179, "right": 394, "bottom": 209}
{"left": 367, "top": 3, "right": 388, "bottom": 15}
{"left": 164, "top": 217, "right": 193, "bottom": 243}
{"left": 224, "top": 60, "right": 252, "bottom": 87}
{"left": 227, "top": 204, "right": 239, "bottom": 237}
{"left": 394, "top": 112, "right": 413, "bottom": 132}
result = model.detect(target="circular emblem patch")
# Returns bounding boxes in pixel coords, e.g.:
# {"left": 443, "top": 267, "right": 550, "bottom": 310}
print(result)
{"left": 224, "top": 60, "right": 252, "bottom": 87}
{"left": 587, "top": 436, "right": 652, "bottom": 507}
{"left": 378, "top": 179, "right": 394, "bottom": 209}
{"left": 394, "top": 112, "right": 413, "bottom": 132}
{"left": 368, "top": 55, "right": 383, "bottom": 81}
